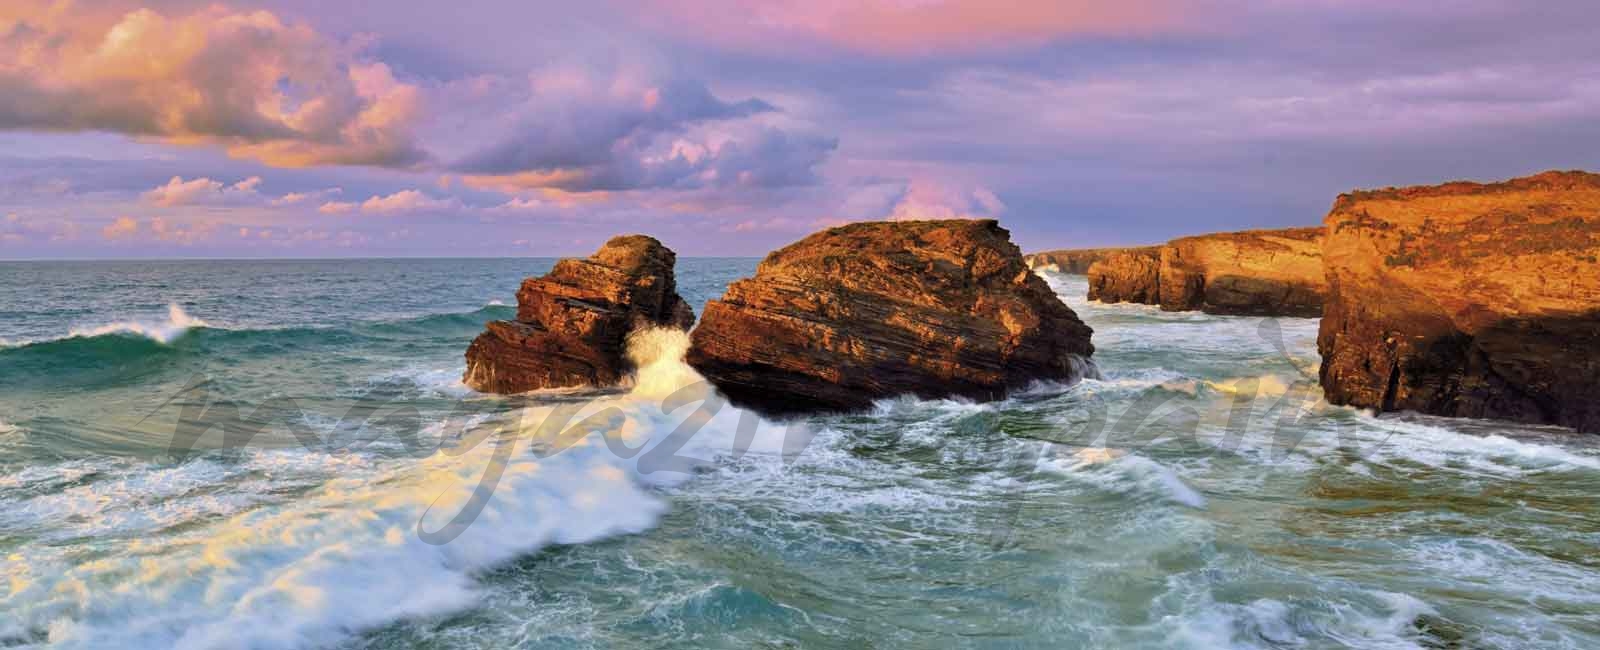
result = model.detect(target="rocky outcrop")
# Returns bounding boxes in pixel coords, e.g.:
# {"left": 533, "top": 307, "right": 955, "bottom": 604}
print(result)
{"left": 1158, "top": 227, "right": 1325, "bottom": 316}
{"left": 686, "top": 219, "right": 1096, "bottom": 415}
{"left": 1318, "top": 170, "right": 1600, "bottom": 433}
{"left": 1083, "top": 228, "right": 1325, "bottom": 316}
{"left": 1087, "top": 247, "right": 1162, "bottom": 304}
{"left": 464, "top": 235, "right": 695, "bottom": 393}
{"left": 1027, "top": 247, "right": 1133, "bottom": 274}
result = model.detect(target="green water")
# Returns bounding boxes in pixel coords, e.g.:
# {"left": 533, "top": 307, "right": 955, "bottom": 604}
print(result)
{"left": 1, "top": 261, "right": 1596, "bottom": 649}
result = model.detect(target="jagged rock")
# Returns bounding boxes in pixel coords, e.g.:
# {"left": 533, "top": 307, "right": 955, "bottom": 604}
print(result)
{"left": 1084, "top": 228, "right": 1325, "bottom": 316}
{"left": 1087, "top": 247, "right": 1162, "bottom": 304}
{"left": 463, "top": 235, "right": 694, "bottom": 393}
{"left": 686, "top": 219, "right": 1096, "bottom": 415}
{"left": 1027, "top": 247, "right": 1133, "bottom": 274}
{"left": 1317, "top": 170, "right": 1600, "bottom": 432}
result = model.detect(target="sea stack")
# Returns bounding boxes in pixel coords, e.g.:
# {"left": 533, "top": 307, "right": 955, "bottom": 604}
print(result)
{"left": 686, "top": 219, "right": 1095, "bottom": 415}
{"left": 463, "top": 235, "right": 695, "bottom": 393}
{"left": 1317, "top": 171, "right": 1600, "bottom": 432}
{"left": 1085, "top": 228, "right": 1325, "bottom": 316}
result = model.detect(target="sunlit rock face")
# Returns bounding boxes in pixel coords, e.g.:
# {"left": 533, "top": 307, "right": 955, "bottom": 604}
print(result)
{"left": 1087, "top": 247, "right": 1163, "bottom": 305}
{"left": 1317, "top": 171, "right": 1600, "bottom": 433}
{"left": 1026, "top": 247, "right": 1134, "bottom": 274}
{"left": 464, "top": 235, "right": 695, "bottom": 393}
{"left": 1085, "top": 228, "right": 1325, "bottom": 317}
{"left": 687, "top": 219, "right": 1095, "bottom": 416}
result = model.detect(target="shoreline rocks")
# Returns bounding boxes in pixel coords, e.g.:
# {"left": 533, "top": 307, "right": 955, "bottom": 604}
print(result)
{"left": 1317, "top": 170, "right": 1600, "bottom": 433}
{"left": 1026, "top": 247, "right": 1135, "bottom": 274}
{"left": 1086, "top": 247, "right": 1162, "bottom": 305}
{"left": 1085, "top": 228, "right": 1325, "bottom": 317}
{"left": 686, "top": 219, "right": 1095, "bottom": 416}
{"left": 463, "top": 235, "right": 694, "bottom": 393}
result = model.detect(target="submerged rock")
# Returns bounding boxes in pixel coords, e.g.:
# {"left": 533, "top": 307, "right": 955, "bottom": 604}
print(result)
{"left": 1085, "top": 228, "right": 1325, "bottom": 316}
{"left": 686, "top": 219, "right": 1096, "bottom": 415}
{"left": 1026, "top": 247, "right": 1135, "bottom": 274}
{"left": 463, "top": 235, "right": 695, "bottom": 393}
{"left": 1317, "top": 170, "right": 1600, "bottom": 432}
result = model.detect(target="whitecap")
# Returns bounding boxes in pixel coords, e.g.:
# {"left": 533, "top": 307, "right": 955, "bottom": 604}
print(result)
{"left": 64, "top": 303, "right": 210, "bottom": 344}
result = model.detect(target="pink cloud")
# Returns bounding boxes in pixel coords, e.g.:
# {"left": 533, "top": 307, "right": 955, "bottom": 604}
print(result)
{"left": 100, "top": 216, "right": 140, "bottom": 240}
{"left": 319, "top": 190, "right": 456, "bottom": 215}
{"left": 632, "top": 0, "right": 1205, "bottom": 56}
{"left": 0, "top": 3, "right": 425, "bottom": 167}
{"left": 142, "top": 176, "right": 262, "bottom": 207}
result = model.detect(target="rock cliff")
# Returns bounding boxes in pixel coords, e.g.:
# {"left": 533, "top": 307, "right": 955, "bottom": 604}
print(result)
{"left": 1086, "top": 247, "right": 1163, "bottom": 304}
{"left": 1084, "top": 228, "right": 1325, "bottom": 316}
{"left": 1026, "top": 247, "right": 1133, "bottom": 274}
{"left": 1317, "top": 170, "right": 1600, "bottom": 432}
{"left": 686, "top": 219, "right": 1096, "bottom": 415}
{"left": 1158, "top": 227, "right": 1325, "bottom": 316}
{"left": 463, "top": 235, "right": 695, "bottom": 393}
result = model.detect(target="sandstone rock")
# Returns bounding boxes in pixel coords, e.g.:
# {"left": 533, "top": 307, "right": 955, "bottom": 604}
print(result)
{"left": 1027, "top": 247, "right": 1133, "bottom": 274}
{"left": 464, "top": 235, "right": 695, "bottom": 393}
{"left": 1317, "top": 170, "right": 1600, "bottom": 432}
{"left": 1087, "top": 247, "right": 1162, "bottom": 304}
{"left": 686, "top": 219, "right": 1096, "bottom": 415}
{"left": 1158, "top": 227, "right": 1325, "bottom": 316}
{"left": 1084, "top": 228, "right": 1325, "bottom": 316}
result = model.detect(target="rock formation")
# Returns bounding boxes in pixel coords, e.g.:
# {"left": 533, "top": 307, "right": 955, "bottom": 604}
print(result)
{"left": 1157, "top": 227, "right": 1325, "bottom": 316}
{"left": 1084, "top": 228, "right": 1325, "bottom": 316}
{"left": 686, "top": 219, "right": 1096, "bottom": 415}
{"left": 464, "top": 235, "right": 695, "bottom": 393}
{"left": 1087, "top": 247, "right": 1162, "bottom": 304}
{"left": 1027, "top": 247, "right": 1133, "bottom": 274}
{"left": 1318, "top": 170, "right": 1600, "bottom": 433}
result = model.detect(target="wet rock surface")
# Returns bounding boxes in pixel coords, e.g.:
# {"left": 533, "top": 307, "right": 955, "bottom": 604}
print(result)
{"left": 687, "top": 219, "right": 1095, "bottom": 415}
{"left": 464, "top": 235, "right": 694, "bottom": 393}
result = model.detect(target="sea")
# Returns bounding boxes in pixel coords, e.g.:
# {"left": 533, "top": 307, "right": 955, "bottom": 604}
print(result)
{"left": 1, "top": 259, "right": 1597, "bottom": 649}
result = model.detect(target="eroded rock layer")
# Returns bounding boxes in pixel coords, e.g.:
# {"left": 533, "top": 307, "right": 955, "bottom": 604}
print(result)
{"left": 1317, "top": 170, "right": 1600, "bottom": 432}
{"left": 687, "top": 219, "right": 1095, "bottom": 415}
{"left": 1084, "top": 228, "right": 1325, "bottom": 316}
{"left": 464, "top": 235, "right": 694, "bottom": 393}
{"left": 1087, "top": 247, "right": 1162, "bottom": 305}
{"left": 1027, "top": 247, "right": 1133, "bottom": 274}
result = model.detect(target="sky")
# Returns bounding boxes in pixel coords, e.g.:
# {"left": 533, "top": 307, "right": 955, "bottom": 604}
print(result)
{"left": 2, "top": 0, "right": 1597, "bottom": 258}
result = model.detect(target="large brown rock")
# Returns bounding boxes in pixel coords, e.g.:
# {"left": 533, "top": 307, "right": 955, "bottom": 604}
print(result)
{"left": 1317, "top": 170, "right": 1600, "bottom": 432}
{"left": 1027, "top": 247, "right": 1134, "bottom": 274}
{"left": 1158, "top": 227, "right": 1325, "bottom": 316}
{"left": 464, "top": 235, "right": 695, "bottom": 393}
{"left": 686, "top": 219, "right": 1096, "bottom": 415}
{"left": 1087, "top": 247, "right": 1162, "bottom": 304}
{"left": 1083, "top": 228, "right": 1325, "bottom": 316}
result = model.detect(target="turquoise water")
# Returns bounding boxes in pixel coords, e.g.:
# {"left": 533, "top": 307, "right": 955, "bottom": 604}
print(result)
{"left": 1, "top": 261, "right": 1597, "bottom": 649}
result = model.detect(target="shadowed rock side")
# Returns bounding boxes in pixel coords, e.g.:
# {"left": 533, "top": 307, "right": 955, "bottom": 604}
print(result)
{"left": 464, "top": 235, "right": 695, "bottom": 393}
{"left": 1087, "top": 247, "right": 1162, "bottom": 304}
{"left": 1317, "top": 170, "right": 1600, "bottom": 433}
{"left": 1026, "top": 247, "right": 1135, "bottom": 274}
{"left": 1084, "top": 229, "right": 1325, "bottom": 316}
{"left": 687, "top": 219, "right": 1096, "bottom": 416}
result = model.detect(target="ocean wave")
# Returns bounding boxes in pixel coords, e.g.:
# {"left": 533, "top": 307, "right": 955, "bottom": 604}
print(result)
{"left": 0, "top": 325, "right": 807, "bottom": 649}
{"left": 1037, "top": 449, "right": 1207, "bottom": 509}
{"left": 71, "top": 303, "right": 210, "bottom": 344}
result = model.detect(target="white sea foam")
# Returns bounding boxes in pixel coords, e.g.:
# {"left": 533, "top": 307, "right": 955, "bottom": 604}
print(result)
{"left": 0, "top": 322, "right": 808, "bottom": 649}
{"left": 60, "top": 303, "right": 210, "bottom": 344}
{"left": 1038, "top": 449, "right": 1207, "bottom": 509}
